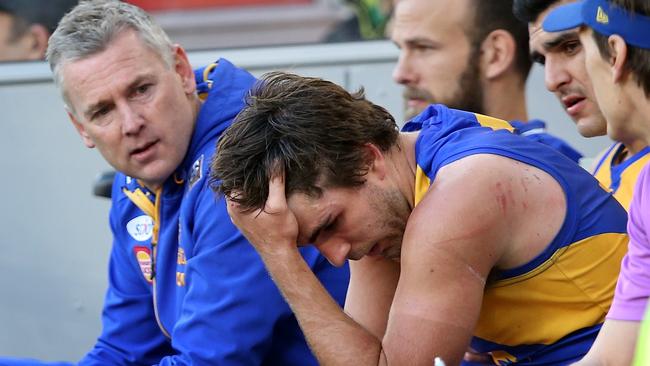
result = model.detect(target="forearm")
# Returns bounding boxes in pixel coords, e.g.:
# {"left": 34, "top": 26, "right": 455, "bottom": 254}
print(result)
{"left": 262, "top": 248, "right": 385, "bottom": 366}
{"left": 574, "top": 319, "right": 640, "bottom": 366}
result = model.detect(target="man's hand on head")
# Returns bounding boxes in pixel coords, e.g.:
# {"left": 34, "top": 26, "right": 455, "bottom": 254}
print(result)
{"left": 226, "top": 174, "right": 300, "bottom": 258}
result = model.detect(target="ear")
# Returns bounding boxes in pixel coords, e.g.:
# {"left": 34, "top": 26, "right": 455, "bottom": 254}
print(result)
{"left": 171, "top": 44, "right": 197, "bottom": 95}
{"left": 608, "top": 35, "right": 629, "bottom": 83}
{"left": 67, "top": 108, "right": 96, "bottom": 149}
{"left": 24, "top": 24, "right": 50, "bottom": 60}
{"left": 363, "top": 143, "right": 387, "bottom": 180}
{"left": 479, "top": 29, "right": 516, "bottom": 80}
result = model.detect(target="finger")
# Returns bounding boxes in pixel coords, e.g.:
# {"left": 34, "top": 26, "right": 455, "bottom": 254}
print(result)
{"left": 225, "top": 199, "right": 239, "bottom": 222}
{"left": 225, "top": 193, "right": 245, "bottom": 216}
{"left": 266, "top": 172, "right": 287, "bottom": 210}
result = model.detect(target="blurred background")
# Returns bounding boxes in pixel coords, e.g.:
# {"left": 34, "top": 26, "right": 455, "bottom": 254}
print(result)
{"left": 0, "top": 0, "right": 611, "bottom": 362}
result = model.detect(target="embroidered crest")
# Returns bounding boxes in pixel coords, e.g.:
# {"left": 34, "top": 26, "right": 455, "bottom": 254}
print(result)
{"left": 133, "top": 246, "right": 153, "bottom": 282}
{"left": 126, "top": 215, "right": 154, "bottom": 241}
{"left": 188, "top": 155, "right": 204, "bottom": 190}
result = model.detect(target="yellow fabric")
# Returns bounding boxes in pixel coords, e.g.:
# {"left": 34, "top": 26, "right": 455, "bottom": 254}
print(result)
{"left": 475, "top": 233, "right": 628, "bottom": 346}
{"left": 474, "top": 113, "right": 514, "bottom": 132}
{"left": 593, "top": 144, "right": 650, "bottom": 211}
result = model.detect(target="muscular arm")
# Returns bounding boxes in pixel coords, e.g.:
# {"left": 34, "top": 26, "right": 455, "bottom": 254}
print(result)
{"left": 345, "top": 256, "right": 400, "bottom": 339}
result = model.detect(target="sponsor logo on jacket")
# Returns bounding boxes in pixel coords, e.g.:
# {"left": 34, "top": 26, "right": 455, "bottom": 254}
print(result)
{"left": 127, "top": 215, "right": 154, "bottom": 241}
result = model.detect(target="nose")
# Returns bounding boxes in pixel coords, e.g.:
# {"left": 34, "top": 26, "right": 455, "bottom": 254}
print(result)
{"left": 544, "top": 57, "right": 571, "bottom": 93}
{"left": 119, "top": 103, "right": 145, "bottom": 136}
{"left": 315, "top": 239, "right": 350, "bottom": 268}
{"left": 392, "top": 52, "right": 416, "bottom": 86}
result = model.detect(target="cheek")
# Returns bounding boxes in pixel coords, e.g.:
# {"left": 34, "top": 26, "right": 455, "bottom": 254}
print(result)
{"left": 90, "top": 129, "right": 121, "bottom": 154}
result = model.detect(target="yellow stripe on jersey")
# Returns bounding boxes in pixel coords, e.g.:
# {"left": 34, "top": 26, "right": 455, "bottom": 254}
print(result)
{"left": 414, "top": 166, "right": 431, "bottom": 206}
{"left": 491, "top": 350, "right": 518, "bottom": 364}
{"left": 122, "top": 188, "right": 155, "bottom": 218}
{"left": 474, "top": 113, "right": 514, "bottom": 132}
{"left": 474, "top": 232, "right": 628, "bottom": 346}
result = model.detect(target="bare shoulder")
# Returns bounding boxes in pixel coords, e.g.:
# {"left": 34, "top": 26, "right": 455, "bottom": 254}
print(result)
{"left": 403, "top": 153, "right": 567, "bottom": 272}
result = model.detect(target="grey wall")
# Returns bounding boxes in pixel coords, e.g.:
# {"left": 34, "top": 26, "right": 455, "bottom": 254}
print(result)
{"left": 0, "top": 40, "right": 611, "bottom": 361}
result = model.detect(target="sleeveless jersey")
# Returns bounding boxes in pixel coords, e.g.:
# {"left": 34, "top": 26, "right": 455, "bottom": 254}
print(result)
{"left": 404, "top": 104, "right": 629, "bottom": 365}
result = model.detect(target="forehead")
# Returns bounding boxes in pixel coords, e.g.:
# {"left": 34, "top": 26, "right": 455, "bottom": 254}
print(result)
{"left": 391, "top": 0, "right": 471, "bottom": 41}
{"left": 578, "top": 27, "right": 595, "bottom": 49}
{"left": 287, "top": 191, "right": 331, "bottom": 242}
{"left": 529, "top": 0, "right": 576, "bottom": 48}
{"left": 61, "top": 31, "right": 167, "bottom": 112}
{"left": 287, "top": 190, "right": 329, "bottom": 218}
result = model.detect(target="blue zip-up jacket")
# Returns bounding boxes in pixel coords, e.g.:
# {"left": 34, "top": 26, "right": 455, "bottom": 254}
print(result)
{"left": 0, "top": 59, "right": 349, "bottom": 366}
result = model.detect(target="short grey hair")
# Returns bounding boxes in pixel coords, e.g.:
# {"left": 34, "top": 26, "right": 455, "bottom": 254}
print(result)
{"left": 46, "top": 0, "right": 174, "bottom": 100}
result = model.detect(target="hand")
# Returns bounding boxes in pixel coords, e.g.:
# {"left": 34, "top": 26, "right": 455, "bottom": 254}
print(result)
{"left": 226, "top": 173, "right": 299, "bottom": 258}
{"left": 463, "top": 350, "right": 493, "bottom": 364}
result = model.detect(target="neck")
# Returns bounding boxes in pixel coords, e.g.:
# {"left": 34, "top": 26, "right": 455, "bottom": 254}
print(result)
{"left": 388, "top": 133, "right": 419, "bottom": 210}
{"left": 628, "top": 86, "right": 650, "bottom": 146}
{"left": 482, "top": 75, "right": 528, "bottom": 122}
{"left": 623, "top": 138, "right": 648, "bottom": 156}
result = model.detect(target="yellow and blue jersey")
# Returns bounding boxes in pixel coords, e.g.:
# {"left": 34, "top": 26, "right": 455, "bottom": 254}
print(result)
{"left": 592, "top": 142, "right": 650, "bottom": 211}
{"left": 404, "top": 105, "right": 629, "bottom": 366}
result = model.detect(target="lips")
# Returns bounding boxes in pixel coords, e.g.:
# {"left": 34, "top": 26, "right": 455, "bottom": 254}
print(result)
{"left": 562, "top": 95, "right": 586, "bottom": 117}
{"left": 130, "top": 140, "right": 159, "bottom": 161}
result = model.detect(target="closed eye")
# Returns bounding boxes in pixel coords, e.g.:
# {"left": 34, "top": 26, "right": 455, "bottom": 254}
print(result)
{"left": 312, "top": 216, "right": 339, "bottom": 244}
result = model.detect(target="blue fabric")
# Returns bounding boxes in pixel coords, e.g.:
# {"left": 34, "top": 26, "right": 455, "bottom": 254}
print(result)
{"left": 406, "top": 113, "right": 584, "bottom": 164}
{"left": 510, "top": 120, "right": 583, "bottom": 163}
{"left": 1, "top": 59, "right": 349, "bottom": 366}
{"left": 543, "top": 0, "right": 650, "bottom": 49}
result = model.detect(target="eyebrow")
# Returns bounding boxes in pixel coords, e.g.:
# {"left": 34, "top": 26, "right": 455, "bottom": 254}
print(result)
{"left": 83, "top": 75, "right": 152, "bottom": 119}
{"left": 307, "top": 214, "right": 331, "bottom": 244}
{"left": 394, "top": 36, "right": 439, "bottom": 49}
{"left": 542, "top": 31, "right": 579, "bottom": 51}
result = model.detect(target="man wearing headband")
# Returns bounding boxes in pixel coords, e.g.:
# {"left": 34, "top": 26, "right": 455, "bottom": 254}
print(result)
{"left": 544, "top": 1, "right": 650, "bottom": 364}
{"left": 513, "top": 0, "right": 649, "bottom": 212}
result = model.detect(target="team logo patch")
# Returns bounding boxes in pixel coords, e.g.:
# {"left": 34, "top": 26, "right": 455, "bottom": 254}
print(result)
{"left": 133, "top": 246, "right": 153, "bottom": 282}
{"left": 126, "top": 215, "right": 154, "bottom": 241}
{"left": 596, "top": 6, "right": 609, "bottom": 24}
{"left": 188, "top": 155, "right": 204, "bottom": 190}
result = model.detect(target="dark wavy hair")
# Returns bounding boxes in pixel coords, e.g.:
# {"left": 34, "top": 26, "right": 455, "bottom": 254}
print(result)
{"left": 512, "top": 0, "right": 556, "bottom": 23}
{"left": 210, "top": 71, "right": 399, "bottom": 212}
